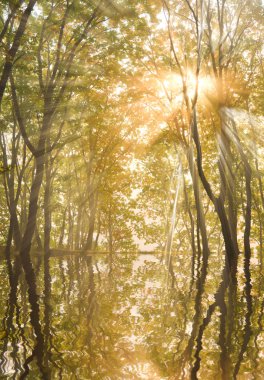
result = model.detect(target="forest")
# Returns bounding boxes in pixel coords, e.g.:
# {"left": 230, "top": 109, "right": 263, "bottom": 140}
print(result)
{"left": 0, "top": 0, "right": 263, "bottom": 379}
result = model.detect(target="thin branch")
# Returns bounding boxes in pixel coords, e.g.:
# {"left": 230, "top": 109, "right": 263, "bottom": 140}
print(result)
{"left": 0, "top": 0, "right": 37, "bottom": 106}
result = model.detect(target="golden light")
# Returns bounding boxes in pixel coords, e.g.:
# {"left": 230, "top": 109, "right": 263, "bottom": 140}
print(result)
{"left": 156, "top": 71, "right": 216, "bottom": 106}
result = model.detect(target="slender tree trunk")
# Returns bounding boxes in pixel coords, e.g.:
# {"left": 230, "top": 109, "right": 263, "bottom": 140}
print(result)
{"left": 20, "top": 180, "right": 28, "bottom": 235}
{"left": 5, "top": 223, "right": 14, "bottom": 278}
{"left": 192, "top": 108, "right": 238, "bottom": 277}
{"left": 74, "top": 206, "right": 82, "bottom": 250}
{"left": 85, "top": 189, "right": 96, "bottom": 251}
{"left": 67, "top": 208, "right": 72, "bottom": 249}
{"left": 218, "top": 115, "right": 239, "bottom": 256}
{"left": 0, "top": 128, "right": 22, "bottom": 251}
{"left": 44, "top": 158, "right": 52, "bottom": 255}
{"left": 20, "top": 152, "right": 45, "bottom": 266}
{"left": 187, "top": 146, "right": 210, "bottom": 277}
{"left": 58, "top": 208, "right": 67, "bottom": 247}
{"left": 108, "top": 208, "right": 113, "bottom": 253}
{"left": 94, "top": 213, "right": 101, "bottom": 250}
{"left": 183, "top": 175, "right": 196, "bottom": 264}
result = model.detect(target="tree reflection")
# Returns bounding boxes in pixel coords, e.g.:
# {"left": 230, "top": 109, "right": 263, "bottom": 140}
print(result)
{"left": 0, "top": 252, "right": 263, "bottom": 379}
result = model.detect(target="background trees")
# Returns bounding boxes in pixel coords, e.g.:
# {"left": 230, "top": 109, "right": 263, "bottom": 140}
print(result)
{"left": 0, "top": 0, "right": 263, "bottom": 265}
{"left": 0, "top": 0, "right": 264, "bottom": 378}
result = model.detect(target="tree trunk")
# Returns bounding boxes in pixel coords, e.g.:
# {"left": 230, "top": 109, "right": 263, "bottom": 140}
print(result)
{"left": 74, "top": 206, "right": 82, "bottom": 250}
{"left": 20, "top": 153, "right": 45, "bottom": 265}
{"left": 58, "top": 208, "right": 67, "bottom": 247}
{"left": 192, "top": 108, "right": 238, "bottom": 277}
{"left": 44, "top": 158, "right": 52, "bottom": 255}
{"left": 187, "top": 146, "right": 210, "bottom": 278}
{"left": 85, "top": 188, "right": 96, "bottom": 251}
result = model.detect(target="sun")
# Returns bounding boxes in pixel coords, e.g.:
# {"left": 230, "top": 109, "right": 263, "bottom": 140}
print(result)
{"left": 156, "top": 71, "right": 215, "bottom": 107}
{"left": 184, "top": 71, "right": 215, "bottom": 99}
